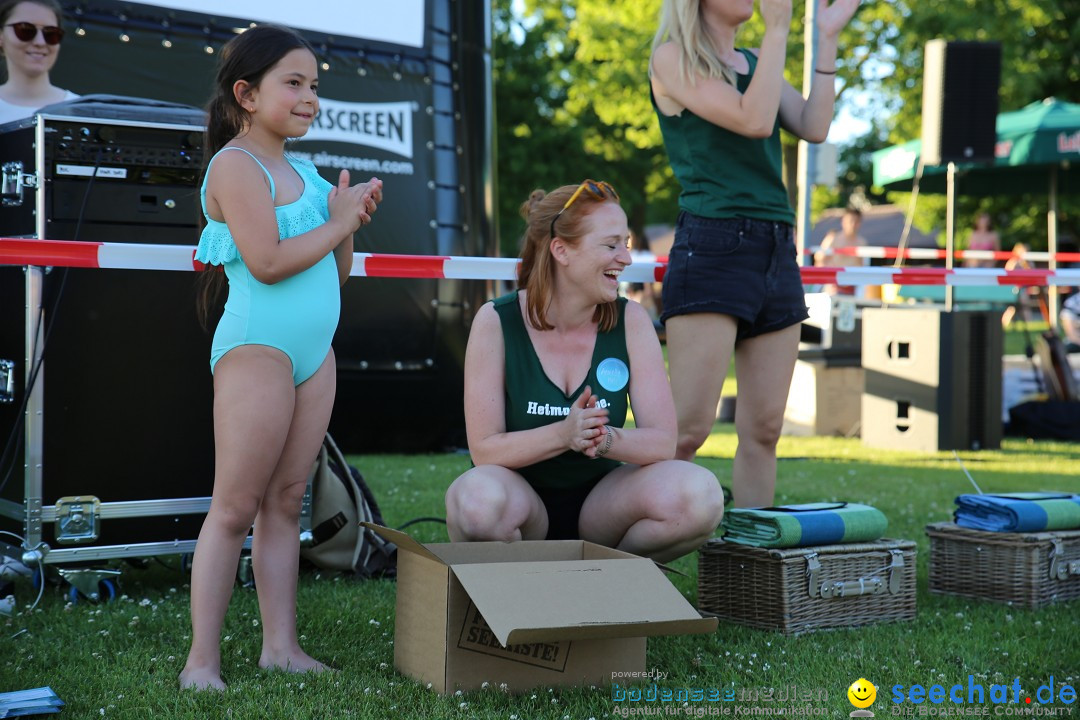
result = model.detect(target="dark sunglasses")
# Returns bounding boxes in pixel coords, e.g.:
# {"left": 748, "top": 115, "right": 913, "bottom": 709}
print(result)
{"left": 6, "top": 22, "right": 64, "bottom": 45}
{"left": 549, "top": 179, "right": 619, "bottom": 239}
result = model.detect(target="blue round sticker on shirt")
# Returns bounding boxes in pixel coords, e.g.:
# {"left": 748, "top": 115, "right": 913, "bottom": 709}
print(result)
{"left": 596, "top": 357, "right": 629, "bottom": 392}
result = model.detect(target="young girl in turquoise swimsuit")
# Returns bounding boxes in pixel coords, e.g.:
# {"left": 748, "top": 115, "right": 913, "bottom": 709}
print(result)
{"left": 180, "top": 25, "right": 382, "bottom": 691}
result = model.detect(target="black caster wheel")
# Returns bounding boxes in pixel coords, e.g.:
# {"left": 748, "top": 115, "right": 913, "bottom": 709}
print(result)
{"left": 69, "top": 579, "right": 117, "bottom": 604}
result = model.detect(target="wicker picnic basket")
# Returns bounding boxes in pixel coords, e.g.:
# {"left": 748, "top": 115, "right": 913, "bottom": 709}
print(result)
{"left": 926, "top": 522, "right": 1080, "bottom": 608}
{"left": 697, "top": 538, "right": 916, "bottom": 635}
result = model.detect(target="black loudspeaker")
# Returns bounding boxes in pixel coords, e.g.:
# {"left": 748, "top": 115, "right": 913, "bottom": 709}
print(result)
{"left": 921, "top": 40, "right": 1001, "bottom": 165}
{"left": 862, "top": 308, "right": 1002, "bottom": 452}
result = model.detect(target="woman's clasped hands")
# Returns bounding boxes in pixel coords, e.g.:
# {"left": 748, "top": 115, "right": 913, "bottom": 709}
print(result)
{"left": 563, "top": 385, "right": 610, "bottom": 458}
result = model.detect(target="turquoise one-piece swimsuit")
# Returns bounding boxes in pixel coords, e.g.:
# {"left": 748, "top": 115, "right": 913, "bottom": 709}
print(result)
{"left": 194, "top": 147, "right": 340, "bottom": 386}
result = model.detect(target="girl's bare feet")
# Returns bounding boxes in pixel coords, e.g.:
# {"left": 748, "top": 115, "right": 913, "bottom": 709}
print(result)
{"left": 257, "top": 650, "right": 333, "bottom": 674}
{"left": 179, "top": 666, "right": 226, "bottom": 691}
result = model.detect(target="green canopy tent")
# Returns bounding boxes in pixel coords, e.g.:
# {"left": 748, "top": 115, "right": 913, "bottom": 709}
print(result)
{"left": 871, "top": 97, "right": 1080, "bottom": 317}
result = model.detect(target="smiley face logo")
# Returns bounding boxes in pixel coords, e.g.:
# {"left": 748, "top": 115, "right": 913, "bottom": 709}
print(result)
{"left": 848, "top": 678, "right": 877, "bottom": 709}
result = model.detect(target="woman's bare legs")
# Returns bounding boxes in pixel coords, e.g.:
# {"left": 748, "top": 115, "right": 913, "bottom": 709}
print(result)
{"left": 578, "top": 460, "right": 723, "bottom": 563}
{"left": 445, "top": 466, "right": 549, "bottom": 541}
{"left": 731, "top": 324, "right": 800, "bottom": 507}
{"left": 665, "top": 314, "right": 738, "bottom": 462}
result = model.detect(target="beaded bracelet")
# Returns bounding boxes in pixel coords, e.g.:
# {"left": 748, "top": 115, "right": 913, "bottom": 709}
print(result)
{"left": 595, "top": 426, "right": 614, "bottom": 458}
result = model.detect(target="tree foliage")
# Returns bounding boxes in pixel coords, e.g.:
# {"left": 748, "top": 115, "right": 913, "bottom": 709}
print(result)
{"left": 493, "top": 0, "right": 1080, "bottom": 255}
{"left": 852, "top": 0, "right": 1080, "bottom": 249}
{"left": 493, "top": 0, "right": 856, "bottom": 255}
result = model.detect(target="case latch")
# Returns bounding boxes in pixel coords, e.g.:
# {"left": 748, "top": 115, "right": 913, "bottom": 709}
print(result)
{"left": 55, "top": 496, "right": 101, "bottom": 544}
{"left": 0, "top": 359, "right": 14, "bottom": 403}
{"left": 1, "top": 161, "right": 38, "bottom": 207}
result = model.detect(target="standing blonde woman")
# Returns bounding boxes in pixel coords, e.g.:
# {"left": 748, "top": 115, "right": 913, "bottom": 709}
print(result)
{"left": 650, "top": 0, "right": 860, "bottom": 507}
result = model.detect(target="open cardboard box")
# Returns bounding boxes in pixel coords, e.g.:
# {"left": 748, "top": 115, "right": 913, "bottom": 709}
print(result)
{"left": 365, "top": 523, "right": 717, "bottom": 694}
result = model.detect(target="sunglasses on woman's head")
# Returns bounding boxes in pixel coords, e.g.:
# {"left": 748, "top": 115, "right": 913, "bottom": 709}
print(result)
{"left": 549, "top": 179, "right": 620, "bottom": 239}
{"left": 6, "top": 22, "right": 64, "bottom": 45}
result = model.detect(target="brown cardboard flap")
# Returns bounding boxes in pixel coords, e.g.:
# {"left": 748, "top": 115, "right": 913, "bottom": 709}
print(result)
{"left": 581, "top": 543, "right": 687, "bottom": 577}
{"left": 452, "top": 559, "right": 716, "bottom": 646}
{"left": 362, "top": 523, "right": 444, "bottom": 565}
{"left": 428, "top": 540, "right": 585, "bottom": 565}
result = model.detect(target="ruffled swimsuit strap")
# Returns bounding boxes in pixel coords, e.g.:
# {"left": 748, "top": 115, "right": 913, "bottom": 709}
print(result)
{"left": 196, "top": 147, "right": 279, "bottom": 265}
{"left": 201, "top": 146, "right": 277, "bottom": 211}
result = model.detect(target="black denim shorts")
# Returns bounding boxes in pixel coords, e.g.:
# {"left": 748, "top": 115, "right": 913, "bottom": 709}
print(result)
{"left": 660, "top": 212, "right": 809, "bottom": 340}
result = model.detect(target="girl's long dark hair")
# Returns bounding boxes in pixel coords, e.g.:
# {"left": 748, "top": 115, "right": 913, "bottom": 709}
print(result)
{"left": 195, "top": 25, "right": 316, "bottom": 329}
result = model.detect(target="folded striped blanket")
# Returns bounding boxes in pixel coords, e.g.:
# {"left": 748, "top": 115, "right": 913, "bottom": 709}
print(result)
{"left": 721, "top": 502, "right": 889, "bottom": 548}
{"left": 954, "top": 493, "right": 1080, "bottom": 532}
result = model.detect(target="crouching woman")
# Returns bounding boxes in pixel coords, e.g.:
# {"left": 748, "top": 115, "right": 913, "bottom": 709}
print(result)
{"left": 445, "top": 181, "right": 724, "bottom": 562}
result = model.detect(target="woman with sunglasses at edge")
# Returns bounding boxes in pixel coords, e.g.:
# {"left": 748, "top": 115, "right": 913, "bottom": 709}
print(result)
{"left": 0, "top": 0, "right": 76, "bottom": 125}
{"left": 650, "top": 0, "right": 860, "bottom": 507}
{"left": 445, "top": 181, "right": 724, "bottom": 562}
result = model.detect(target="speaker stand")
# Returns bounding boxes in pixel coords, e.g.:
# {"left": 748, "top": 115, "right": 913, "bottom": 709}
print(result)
{"left": 945, "top": 161, "right": 957, "bottom": 312}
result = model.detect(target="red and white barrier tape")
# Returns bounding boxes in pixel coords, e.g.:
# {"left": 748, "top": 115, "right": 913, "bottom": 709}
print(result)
{"left": 810, "top": 246, "right": 1077, "bottom": 263}
{"left": 3, "top": 238, "right": 1080, "bottom": 286}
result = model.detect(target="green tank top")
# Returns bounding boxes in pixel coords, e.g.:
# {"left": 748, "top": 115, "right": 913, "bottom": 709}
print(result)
{"left": 654, "top": 47, "right": 795, "bottom": 224}
{"left": 493, "top": 292, "right": 629, "bottom": 490}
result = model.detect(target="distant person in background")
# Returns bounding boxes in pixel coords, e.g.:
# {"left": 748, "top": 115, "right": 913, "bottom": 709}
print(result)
{"left": 1001, "top": 242, "right": 1047, "bottom": 328}
{"left": 964, "top": 212, "right": 1001, "bottom": 268}
{"left": 1003, "top": 241, "right": 1030, "bottom": 272}
{"left": 0, "top": 0, "right": 77, "bottom": 124}
{"left": 1059, "top": 292, "right": 1080, "bottom": 352}
{"left": 813, "top": 206, "right": 866, "bottom": 296}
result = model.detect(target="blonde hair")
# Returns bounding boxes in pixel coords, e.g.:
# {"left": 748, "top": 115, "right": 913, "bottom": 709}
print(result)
{"left": 516, "top": 186, "right": 620, "bottom": 333}
{"left": 651, "top": 0, "right": 737, "bottom": 86}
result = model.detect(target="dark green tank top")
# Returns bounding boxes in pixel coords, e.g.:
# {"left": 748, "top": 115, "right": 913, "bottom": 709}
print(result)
{"left": 493, "top": 292, "right": 629, "bottom": 490}
{"left": 653, "top": 47, "right": 795, "bottom": 224}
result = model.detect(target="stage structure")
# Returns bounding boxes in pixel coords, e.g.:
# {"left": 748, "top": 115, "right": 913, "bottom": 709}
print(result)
{"left": 0, "top": 1, "right": 492, "bottom": 579}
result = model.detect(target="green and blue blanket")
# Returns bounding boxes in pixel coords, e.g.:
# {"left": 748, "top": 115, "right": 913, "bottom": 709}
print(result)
{"left": 721, "top": 502, "right": 888, "bottom": 548}
{"left": 954, "top": 492, "right": 1080, "bottom": 532}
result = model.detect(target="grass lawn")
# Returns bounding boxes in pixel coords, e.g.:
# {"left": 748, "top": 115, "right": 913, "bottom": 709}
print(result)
{"left": 1004, "top": 320, "right": 1051, "bottom": 357}
{"left": 3, "top": 426, "right": 1079, "bottom": 719}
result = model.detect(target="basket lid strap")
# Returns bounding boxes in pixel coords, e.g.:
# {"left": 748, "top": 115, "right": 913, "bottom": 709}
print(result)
{"left": 888, "top": 549, "right": 905, "bottom": 594}
{"left": 805, "top": 553, "right": 822, "bottom": 598}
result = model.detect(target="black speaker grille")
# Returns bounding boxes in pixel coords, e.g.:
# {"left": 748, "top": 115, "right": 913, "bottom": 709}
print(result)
{"left": 921, "top": 40, "right": 1001, "bottom": 165}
